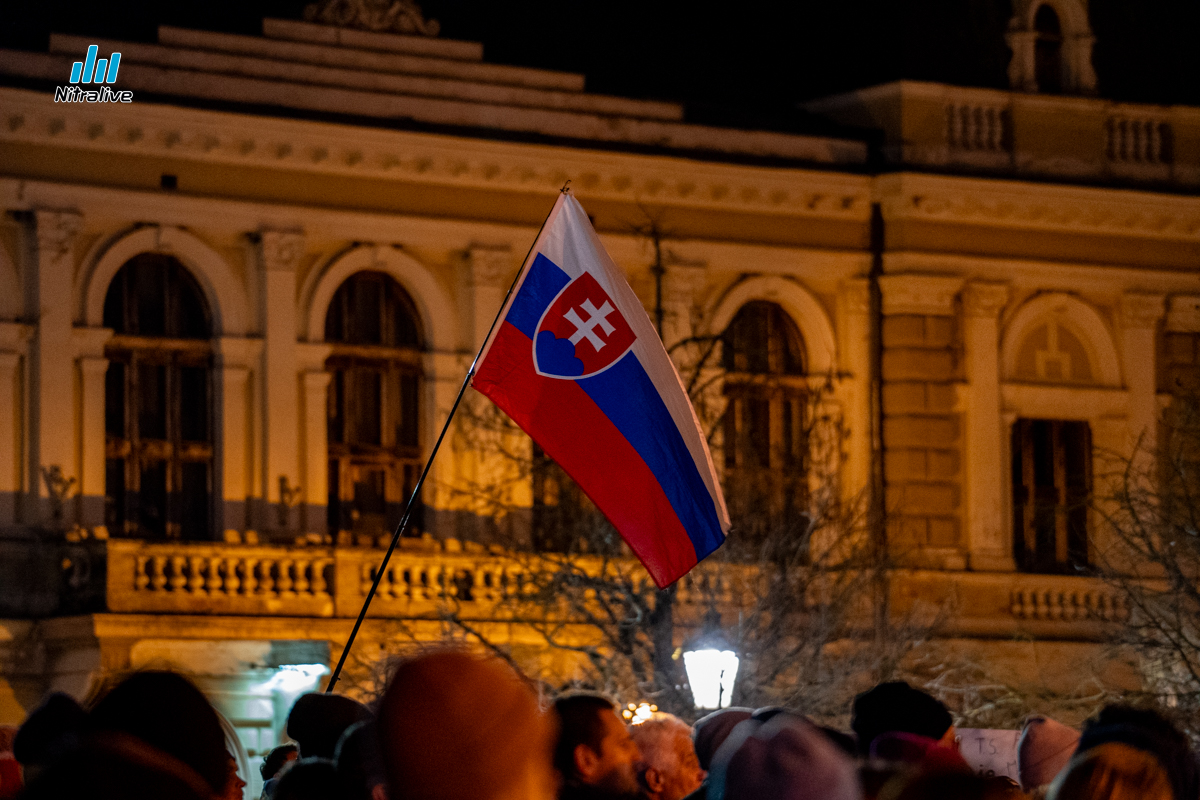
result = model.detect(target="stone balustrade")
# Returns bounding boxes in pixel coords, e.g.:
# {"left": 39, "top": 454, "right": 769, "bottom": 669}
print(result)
{"left": 946, "top": 103, "right": 1009, "bottom": 153}
{"left": 105, "top": 539, "right": 1139, "bottom": 639}
{"left": 1106, "top": 116, "right": 1171, "bottom": 164}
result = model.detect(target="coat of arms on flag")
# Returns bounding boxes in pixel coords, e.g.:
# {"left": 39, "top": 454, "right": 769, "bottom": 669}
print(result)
{"left": 534, "top": 271, "right": 637, "bottom": 379}
{"left": 471, "top": 191, "right": 730, "bottom": 587}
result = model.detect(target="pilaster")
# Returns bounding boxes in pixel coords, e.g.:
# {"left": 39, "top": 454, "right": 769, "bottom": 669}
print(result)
{"left": 661, "top": 261, "right": 706, "bottom": 354}
{"left": 74, "top": 326, "right": 113, "bottom": 529}
{"left": 879, "top": 274, "right": 965, "bottom": 569}
{"left": 259, "top": 230, "right": 304, "bottom": 532}
{"left": 838, "top": 279, "right": 872, "bottom": 502}
{"left": 298, "top": 342, "right": 333, "bottom": 537}
{"left": 962, "top": 282, "right": 1013, "bottom": 571}
{"left": 467, "top": 246, "right": 513, "bottom": 351}
{"left": 215, "top": 336, "right": 263, "bottom": 537}
{"left": 29, "top": 210, "right": 83, "bottom": 525}
{"left": 0, "top": 323, "right": 30, "bottom": 526}
{"left": 1120, "top": 293, "right": 1164, "bottom": 458}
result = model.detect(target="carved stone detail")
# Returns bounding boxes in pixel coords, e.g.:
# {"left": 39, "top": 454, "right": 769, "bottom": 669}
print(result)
{"left": 963, "top": 282, "right": 1010, "bottom": 318}
{"left": 467, "top": 246, "right": 513, "bottom": 289}
{"left": 34, "top": 209, "right": 83, "bottom": 263}
{"left": 259, "top": 229, "right": 305, "bottom": 273}
{"left": 879, "top": 274, "right": 964, "bottom": 316}
{"left": 1120, "top": 293, "right": 1165, "bottom": 329}
{"left": 303, "top": 0, "right": 440, "bottom": 36}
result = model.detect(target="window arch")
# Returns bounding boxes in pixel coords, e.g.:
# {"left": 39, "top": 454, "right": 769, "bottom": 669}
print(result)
{"left": 721, "top": 301, "right": 809, "bottom": 523}
{"left": 325, "top": 271, "right": 424, "bottom": 541}
{"left": 1034, "top": 5, "right": 1063, "bottom": 93}
{"left": 103, "top": 253, "right": 213, "bottom": 540}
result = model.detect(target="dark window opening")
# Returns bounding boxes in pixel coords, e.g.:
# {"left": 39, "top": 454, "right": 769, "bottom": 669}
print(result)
{"left": 1034, "top": 5, "right": 1064, "bottom": 94}
{"left": 721, "top": 302, "right": 810, "bottom": 543}
{"left": 103, "top": 253, "right": 213, "bottom": 540}
{"left": 325, "top": 271, "right": 424, "bottom": 542}
{"left": 1012, "top": 418, "right": 1091, "bottom": 573}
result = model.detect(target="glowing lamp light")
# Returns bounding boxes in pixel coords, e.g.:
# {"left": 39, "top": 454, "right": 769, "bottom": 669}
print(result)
{"left": 258, "top": 663, "right": 329, "bottom": 693}
{"left": 621, "top": 702, "right": 658, "bottom": 725}
{"left": 683, "top": 648, "right": 739, "bottom": 710}
{"left": 682, "top": 611, "right": 739, "bottom": 710}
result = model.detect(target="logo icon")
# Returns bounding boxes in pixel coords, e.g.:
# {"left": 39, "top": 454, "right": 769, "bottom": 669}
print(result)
{"left": 534, "top": 272, "right": 637, "bottom": 379}
{"left": 70, "top": 45, "right": 121, "bottom": 84}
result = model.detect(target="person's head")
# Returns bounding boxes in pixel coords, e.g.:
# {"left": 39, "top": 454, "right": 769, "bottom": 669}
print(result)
{"left": 553, "top": 694, "right": 640, "bottom": 796}
{"left": 880, "top": 770, "right": 1027, "bottom": 800}
{"left": 378, "top": 649, "right": 555, "bottom": 800}
{"left": 335, "top": 720, "right": 388, "bottom": 800}
{"left": 691, "top": 708, "right": 752, "bottom": 772}
{"left": 851, "top": 682, "right": 954, "bottom": 757}
{"left": 89, "top": 670, "right": 231, "bottom": 796}
{"left": 1017, "top": 716, "right": 1080, "bottom": 792}
{"left": 1048, "top": 742, "right": 1173, "bottom": 800}
{"left": 273, "top": 757, "right": 340, "bottom": 800}
{"left": 629, "top": 714, "right": 705, "bottom": 800}
{"left": 714, "top": 714, "right": 861, "bottom": 800}
{"left": 286, "top": 693, "right": 370, "bottom": 760}
{"left": 12, "top": 692, "right": 88, "bottom": 781}
{"left": 261, "top": 743, "right": 299, "bottom": 781}
{"left": 1077, "top": 704, "right": 1197, "bottom": 800}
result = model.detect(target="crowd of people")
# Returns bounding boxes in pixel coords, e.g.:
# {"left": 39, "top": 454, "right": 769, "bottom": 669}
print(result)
{"left": 4, "top": 649, "right": 1197, "bottom": 800}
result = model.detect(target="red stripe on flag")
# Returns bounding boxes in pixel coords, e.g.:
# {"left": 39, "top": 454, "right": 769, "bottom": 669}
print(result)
{"left": 473, "top": 321, "right": 699, "bottom": 587}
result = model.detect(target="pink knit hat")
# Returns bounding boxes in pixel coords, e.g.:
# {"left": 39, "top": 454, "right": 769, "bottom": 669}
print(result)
{"left": 1018, "top": 715, "right": 1080, "bottom": 790}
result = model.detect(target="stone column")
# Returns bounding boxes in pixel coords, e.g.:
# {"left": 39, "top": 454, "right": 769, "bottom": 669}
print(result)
{"left": 214, "top": 336, "right": 263, "bottom": 539}
{"left": 74, "top": 327, "right": 113, "bottom": 529}
{"left": 662, "top": 262, "right": 706, "bottom": 356}
{"left": 1120, "top": 293, "right": 1165, "bottom": 460}
{"left": 298, "top": 343, "right": 333, "bottom": 537}
{"left": 259, "top": 230, "right": 304, "bottom": 533}
{"left": 879, "top": 274, "right": 965, "bottom": 569}
{"left": 962, "top": 282, "right": 1013, "bottom": 572}
{"left": 29, "top": 210, "right": 83, "bottom": 525}
{"left": 0, "top": 323, "right": 30, "bottom": 526}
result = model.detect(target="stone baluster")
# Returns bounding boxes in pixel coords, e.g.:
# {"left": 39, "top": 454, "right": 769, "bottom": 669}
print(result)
{"left": 243, "top": 557, "right": 258, "bottom": 594}
{"left": 170, "top": 556, "right": 187, "bottom": 591}
{"left": 293, "top": 558, "right": 310, "bottom": 595}
{"left": 135, "top": 555, "right": 150, "bottom": 590}
{"left": 151, "top": 556, "right": 168, "bottom": 591}
{"left": 278, "top": 558, "right": 295, "bottom": 597}
{"left": 225, "top": 556, "right": 241, "bottom": 595}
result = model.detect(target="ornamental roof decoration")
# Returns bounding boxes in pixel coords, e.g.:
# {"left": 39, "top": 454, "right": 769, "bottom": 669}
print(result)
{"left": 303, "top": 0, "right": 440, "bottom": 37}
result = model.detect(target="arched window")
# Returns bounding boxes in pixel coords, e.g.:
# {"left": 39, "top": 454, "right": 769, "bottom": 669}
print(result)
{"left": 325, "top": 272, "right": 423, "bottom": 541}
{"left": 1034, "top": 5, "right": 1063, "bottom": 94}
{"left": 721, "top": 301, "right": 808, "bottom": 518}
{"left": 103, "top": 253, "right": 213, "bottom": 539}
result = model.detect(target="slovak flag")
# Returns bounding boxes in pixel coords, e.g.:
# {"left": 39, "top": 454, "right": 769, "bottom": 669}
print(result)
{"left": 472, "top": 192, "right": 730, "bottom": 587}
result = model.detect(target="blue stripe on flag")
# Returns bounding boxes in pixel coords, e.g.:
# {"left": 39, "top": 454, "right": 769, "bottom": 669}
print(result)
{"left": 505, "top": 253, "right": 570, "bottom": 338}
{"left": 579, "top": 353, "right": 726, "bottom": 561}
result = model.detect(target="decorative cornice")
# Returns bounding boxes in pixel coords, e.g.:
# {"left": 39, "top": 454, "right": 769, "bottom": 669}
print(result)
{"left": 878, "top": 173, "right": 1200, "bottom": 241}
{"left": 879, "top": 274, "right": 964, "bottom": 316}
{"left": 0, "top": 88, "right": 871, "bottom": 224}
{"left": 1119, "top": 293, "right": 1165, "bottom": 329}
{"left": 963, "top": 282, "right": 1010, "bottom": 318}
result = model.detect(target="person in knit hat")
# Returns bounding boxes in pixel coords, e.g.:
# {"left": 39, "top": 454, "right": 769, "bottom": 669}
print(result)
{"left": 690, "top": 708, "right": 752, "bottom": 774}
{"left": 1074, "top": 705, "right": 1198, "bottom": 800}
{"left": 1017, "top": 715, "right": 1080, "bottom": 792}
{"left": 851, "top": 682, "right": 954, "bottom": 757}
{"left": 1048, "top": 742, "right": 1173, "bottom": 800}
{"left": 629, "top": 713, "right": 704, "bottom": 800}
{"left": 708, "top": 713, "right": 861, "bottom": 800}
{"left": 377, "top": 649, "right": 556, "bottom": 800}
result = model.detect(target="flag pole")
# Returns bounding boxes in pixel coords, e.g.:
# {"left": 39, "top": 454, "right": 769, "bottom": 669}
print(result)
{"left": 325, "top": 184, "right": 570, "bottom": 693}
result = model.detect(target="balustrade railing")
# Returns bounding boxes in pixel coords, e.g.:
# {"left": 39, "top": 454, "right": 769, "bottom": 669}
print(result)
{"left": 946, "top": 103, "right": 1009, "bottom": 153}
{"left": 1106, "top": 117, "right": 1172, "bottom": 165}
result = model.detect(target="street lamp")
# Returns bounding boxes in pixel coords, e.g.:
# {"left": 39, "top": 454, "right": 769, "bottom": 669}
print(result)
{"left": 682, "top": 610, "right": 739, "bottom": 710}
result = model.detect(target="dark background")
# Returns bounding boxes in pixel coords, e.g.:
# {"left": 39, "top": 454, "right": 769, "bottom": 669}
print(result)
{"left": 4, "top": 0, "right": 1199, "bottom": 127}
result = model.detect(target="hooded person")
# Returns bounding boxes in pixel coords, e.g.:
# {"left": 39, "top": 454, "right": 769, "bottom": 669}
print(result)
{"left": 285, "top": 692, "right": 371, "bottom": 760}
{"left": 1017, "top": 715, "right": 1080, "bottom": 792}
{"left": 377, "top": 649, "right": 557, "bottom": 800}
{"left": 336, "top": 719, "right": 388, "bottom": 800}
{"left": 12, "top": 692, "right": 89, "bottom": 783}
{"left": 706, "top": 712, "right": 861, "bottom": 800}
{"left": 681, "top": 708, "right": 753, "bottom": 800}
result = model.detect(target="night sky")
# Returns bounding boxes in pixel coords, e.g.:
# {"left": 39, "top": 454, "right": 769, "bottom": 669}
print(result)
{"left": 3, "top": 0, "right": 1199, "bottom": 129}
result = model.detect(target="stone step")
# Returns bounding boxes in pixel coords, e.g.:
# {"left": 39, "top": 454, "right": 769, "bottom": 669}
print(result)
{"left": 157, "top": 25, "right": 585, "bottom": 92}
{"left": 261, "top": 18, "right": 483, "bottom": 62}
{"left": 48, "top": 35, "right": 683, "bottom": 121}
